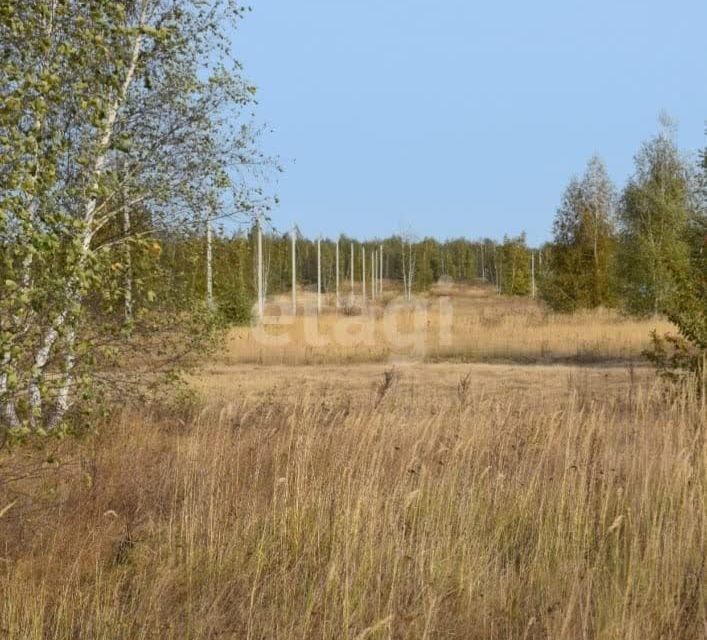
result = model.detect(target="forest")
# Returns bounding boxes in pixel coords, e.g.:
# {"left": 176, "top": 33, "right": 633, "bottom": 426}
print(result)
{"left": 152, "top": 128, "right": 707, "bottom": 315}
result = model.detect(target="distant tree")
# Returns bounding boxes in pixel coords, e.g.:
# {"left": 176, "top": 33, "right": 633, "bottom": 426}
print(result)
{"left": 498, "top": 234, "right": 531, "bottom": 296}
{"left": 400, "top": 232, "right": 417, "bottom": 300}
{"left": 540, "top": 156, "right": 617, "bottom": 311}
{"left": 415, "top": 238, "right": 438, "bottom": 291}
{"left": 618, "top": 122, "right": 694, "bottom": 315}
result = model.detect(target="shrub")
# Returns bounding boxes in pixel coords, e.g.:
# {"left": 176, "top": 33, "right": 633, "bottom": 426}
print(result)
{"left": 218, "top": 289, "right": 255, "bottom": 326}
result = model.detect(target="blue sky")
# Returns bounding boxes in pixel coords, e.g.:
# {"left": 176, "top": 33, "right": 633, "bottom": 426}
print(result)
{"left": 234, "top": 0, "right": 707, "bottom": 245}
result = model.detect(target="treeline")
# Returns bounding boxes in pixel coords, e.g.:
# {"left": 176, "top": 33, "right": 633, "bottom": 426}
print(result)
{"left": 538, "top": 124, "right": 706, "bottom": 384}
{"left": 183, "top": 229, "right": 527, "bottom": 313}
{"left": 118, "top": 122, "right": 707, "bottom": 368}
{"left": 540, "top": 124, "right": 706, "bottom": 318}
{"left": 189, "top": 121, "right": 705, "bottom": 320}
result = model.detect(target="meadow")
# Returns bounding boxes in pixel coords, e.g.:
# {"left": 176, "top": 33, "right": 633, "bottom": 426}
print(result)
{"left": 0, "top": 285, "right": 704, "bottom": 639}
{"left": 223, "top": 283, "right": 674, "bottom": 366}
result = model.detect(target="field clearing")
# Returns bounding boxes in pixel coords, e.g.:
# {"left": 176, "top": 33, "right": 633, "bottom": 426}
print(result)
{"left": 1, "top": 285, "right": 704, "bottom": 639}
{"left": 221, "top": 284, "right": 674, "bottom": 366}
{"left": 194, "top": 360, "right": 651, "bottom": 410}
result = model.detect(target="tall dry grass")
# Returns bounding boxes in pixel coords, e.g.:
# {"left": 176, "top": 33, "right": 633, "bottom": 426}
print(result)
{"left": 1, "top": 374, "right": 704, "bottom": 639}
{"left": 225, "top": 285, "right": 673, "bottom": 366}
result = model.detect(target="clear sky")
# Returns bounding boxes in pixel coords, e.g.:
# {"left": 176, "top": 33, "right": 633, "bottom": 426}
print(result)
{"left": 234, "top": 0, "right": 707, "bottom": 245}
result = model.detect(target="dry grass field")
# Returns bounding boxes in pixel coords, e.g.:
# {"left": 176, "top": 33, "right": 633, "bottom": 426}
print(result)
{"left": 1, "top": 284, "right": 704, "bottom": 639}
{"left": 223, "top": 283, "right": 674, "bottom": 366}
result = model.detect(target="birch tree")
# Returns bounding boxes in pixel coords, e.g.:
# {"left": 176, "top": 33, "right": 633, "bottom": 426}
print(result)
{"left": 0, "top": 0, "right": 266, "bottom": 434}
{"left": 541, "top": 156, "right": 617, "bottom": 311}
{"left": 401, "top": 234, "right": 416, "bottom": 301}
{"left": 497, "top": 234, "right": 531, "bottom": 296}
{"left": 618, "top": 125, "right": 693, "bottom": 315}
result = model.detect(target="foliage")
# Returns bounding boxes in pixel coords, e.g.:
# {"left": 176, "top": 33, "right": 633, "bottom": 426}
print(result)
{"left": 497, "top": 234, "right": 531, "bottom": 296}
{"left": 617, "top": 125, "right": 694, "bottom": 315}
{"left": 540, "top": 156, "right": 617, "bottom": 311}
{"left": 644, "top": 136, "right": 707, "bottom": 392}
{"left": 644, "top": 331, "right": 704, "bottom": 389}
{"left": 219, "top": 229, "right": 502, "bottom": 298}
{"left": 0, "top": 0, "right": 268, "bottom": 435}
{"left": 217, "top": 289, "right": 255, "bottom": 326}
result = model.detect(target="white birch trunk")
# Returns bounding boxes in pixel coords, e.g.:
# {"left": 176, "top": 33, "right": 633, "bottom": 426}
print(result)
{"left": 371, "top": 251, "right": 376, "bottom": 302}
{"left": 36, "top": 5, "right": 147, "bottom": 428}
{"left": 206, "top": 219, "right": 214, "bottom": 309}
{"left": 291, "top": 226, "right": 297, "bottom": 315}
{"left": 402, "top": 241, "right": 415, "bottom": 301}
{"left": 317, "top": 238, "right": 322, "bottom": 313}
{"left": 402, "top": 242, "right": 408, "bottom": 300}
{"left": 335, "top": 240, "right": 339, "bottom": 309}
{"left": 48, "top": 327, "right": 77, "bottom": 430}
{"left": 350, "top": 242, "right": 354, "bottom": 305}
{"left": 379, "top": 245, "right": 383, "bottom": 296}
{"left": 1, "top": 7, "right": 59, "bottom": 428}
{"left": 408, "top": 244, "right": 416, "bottom": 301}
{"left": 0, "top": 353, "right": 20, "bottom": 428}
{"left": 28, "top": 310, "right": 67, "bottom": 427}
{"left": 257, "top": 217, "right": 264, "bottom": 318}
{"left": 0, "top": 251, "right": 33, "bottom": 427}
{"left": 123, "top": 202, "right": 134, "bottom": 324}
{"left": 362, "top": 246, "right": 366, "bottom": 304}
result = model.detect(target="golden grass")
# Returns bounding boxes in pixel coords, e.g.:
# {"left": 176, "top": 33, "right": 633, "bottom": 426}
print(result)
{"left": 223, "top": 284, "right": 674, "bottom": 366}
{"left": 192, "top": 360, "right": 649, "bottom": 410}
{"left": 0, "top": 372, "right": 704, "bottom": 639}
{"left": 0, "top": 286, "right": 703, "bottom": 639}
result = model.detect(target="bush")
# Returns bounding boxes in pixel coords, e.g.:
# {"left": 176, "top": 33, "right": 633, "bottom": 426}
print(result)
{"left": 644, "top": 260, "right": 706, "bottom": 397}
{"left": 218, "top": 289, "right": 255, "bottom": 326}
{"left": 644, "top": 331, "right": 704, "bottom": 388}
